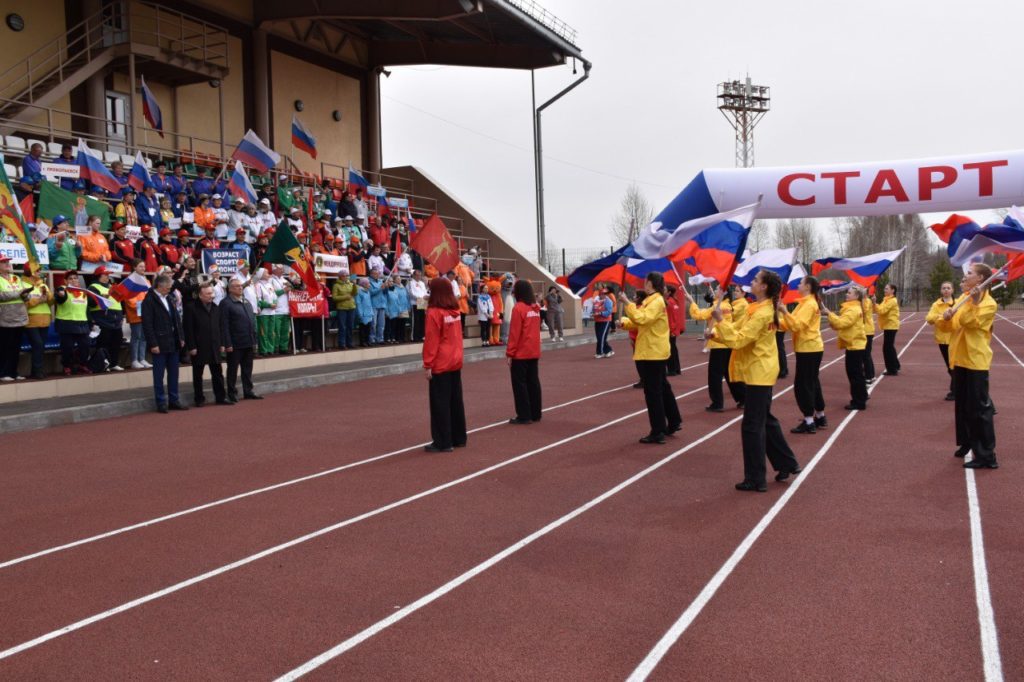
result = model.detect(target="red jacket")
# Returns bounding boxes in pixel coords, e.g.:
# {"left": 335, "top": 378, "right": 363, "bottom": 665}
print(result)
{"left": 423, "top": 307, "right": 464, "bottom": 373}
{"left": 666, "top": 296, "right": 683, "bottom": 336}
{"left": 506, "top": 301, "right": 541, "bottom": 359}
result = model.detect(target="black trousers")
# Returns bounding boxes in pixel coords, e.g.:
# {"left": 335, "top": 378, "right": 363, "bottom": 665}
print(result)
{"left": 428, "top": 369, "right": 467, "bottom": 449}
{"left": 510, "top": 358, "right": 542, "bottom": 421}
{"left": 793, "top": 351, "right": 825, "bottom": 417}
{"left": 0, "top": 326, "right": 22, "bottom": 379}
{"left": 226, "top": 346, "right": 254, "bottom": 399}
{"left": 192, "top": 356, "right": 226, "bottom": 403}
{"left": 882, "top": 329, "right": 900, "bottom": 373}
{"left": 844, "top": 349, "right": 868, "bottom": 408}
{"left": 390, "top": 317, "right": 407, "bottom": 343}
{"left": 707, "top": 347, "right": 745, "bottom": 408}
{"left": 594, "top": 321, "right": 612, "bottom": 355}
{"left": 97, "top": 327, "right": 123, "bottom": 367}
{"left": 938, "top": 344, "right": 954, "bottom": 393}
{"left": 667, "top": 335, "right": 681, "bottom": 374}
{"left": 60, "top": 332, "right": 90, "bottom": 369}
{"left": 863, "top": 335, "right": 876, "bottom": 380}
{"left": 479, "top": 321, "right": 489, "bottom": 342}
{"left": 776, "top": 331, "right": 788, "bottom": 377}
{"left": 953, "top": 367, "right": 997, "bottom": 463}
{"left": 635, "top": 359, "right": 681, "bottom": 436}
{"left": 412, "top": 308, "right": 425, "bottom": 342}
{"left": 741, "top": 385, "right": 800, "bottom": 485}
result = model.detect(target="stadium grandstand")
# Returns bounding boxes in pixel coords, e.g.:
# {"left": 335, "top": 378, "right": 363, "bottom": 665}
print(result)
{"left": 0, "top": 0, "right": 587, "bottom": 399}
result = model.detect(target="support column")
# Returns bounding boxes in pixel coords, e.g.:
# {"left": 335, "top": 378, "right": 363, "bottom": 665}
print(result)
{"left": 83, "top": 0, "right": 105, "bottom": 141}
{"left": 126, "top": 53, "right": 136, "bottom": 148}
{"left": 366, "top": 70, "right": 382, "bottom": 173}
{"left": 252, "top": 28, "right": 270, "bottom": 143}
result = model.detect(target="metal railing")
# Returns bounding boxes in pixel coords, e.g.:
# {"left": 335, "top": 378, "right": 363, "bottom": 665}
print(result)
{"left": 0, "top": 0, "right": 228, "bottom": 113}
{"left": 503, "top": 0, "right": 579, "bottom": 46}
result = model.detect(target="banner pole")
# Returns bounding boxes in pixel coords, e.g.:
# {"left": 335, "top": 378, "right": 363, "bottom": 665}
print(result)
{"left": 291, "top": 317, "right": 297, "bottom": 355}
{"left": 321, "top": 315, "right": 326, "bottom": 352}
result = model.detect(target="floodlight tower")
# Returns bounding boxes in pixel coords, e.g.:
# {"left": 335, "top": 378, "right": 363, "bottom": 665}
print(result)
{"left": 717, "top": 76, "right": 770, "bottom": 167}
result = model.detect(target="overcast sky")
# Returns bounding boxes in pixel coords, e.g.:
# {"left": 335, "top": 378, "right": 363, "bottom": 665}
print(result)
{"left": 381, "top": 0, "right": 1022, "bottom": 261}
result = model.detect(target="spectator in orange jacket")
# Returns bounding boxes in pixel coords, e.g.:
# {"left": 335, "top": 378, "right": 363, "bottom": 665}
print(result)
{"left": 422, "top": 277, "right": 466, "bottom": 452}
{"left": 483, "top": 277, "right": 503, "bottom": 345}
{"left": 193, "top": 194, "right": 216, "bottom": 232}
{"left": 80, "top": 215, "right": 111, "bottom": 264}
{"left": 506, "top": 279, "right": 543, "bottom": 424}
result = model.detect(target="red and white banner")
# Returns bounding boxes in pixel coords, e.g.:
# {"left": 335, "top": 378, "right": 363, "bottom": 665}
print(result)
{"left": 287, "top": 288, "right": 328, "bottom": 318}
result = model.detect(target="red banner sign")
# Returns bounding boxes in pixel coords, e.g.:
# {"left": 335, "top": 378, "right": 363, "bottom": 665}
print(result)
{"left": 287, "top": 288, "right": 328, "bottom": 318}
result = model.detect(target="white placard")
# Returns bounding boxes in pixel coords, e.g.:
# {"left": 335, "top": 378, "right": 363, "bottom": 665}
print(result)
{"left": 366, "top": 185, "right": 387, "bottom": 198}
{"left": 79, "top": 261, "right": 124, "bottom": 274}
{"left": 125, "top": 225, "right": 141, "bottom": 241}
{"left": 313, "top": 253, "right": 349, "bottom": 274}
{"left": 0, "top": 242, "right": 50, "bottom": 265}
{"left": 40, "top": 162, "right": 80, "bottom": 179}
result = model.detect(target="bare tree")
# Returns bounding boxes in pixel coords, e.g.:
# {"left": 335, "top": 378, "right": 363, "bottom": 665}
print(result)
{"left": 744, "top": 219, "right": 772, "bottom": 252}
{"left": 772, "top": 218, "right": 826, "bottom": 263}
{"left": 609, "top": 183, "right": 654, "bottom": 245}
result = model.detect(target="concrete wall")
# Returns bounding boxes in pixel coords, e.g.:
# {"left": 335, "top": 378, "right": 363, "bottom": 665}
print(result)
{"left": 269, "top": 50, "right": 362, "bottom": 175}
{"left": 383, "top": 165, "right": 581, "bottom": 329}
{"left": 175, "top": 35, "right": 246, "bottom": 159}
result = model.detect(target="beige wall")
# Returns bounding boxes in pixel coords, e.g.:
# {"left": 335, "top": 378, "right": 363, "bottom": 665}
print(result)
{"left": 176, "top": 35, "right": 246, "bottom": 158}
{"left": 270, "top": 50, "right": 362, "bottom": 176}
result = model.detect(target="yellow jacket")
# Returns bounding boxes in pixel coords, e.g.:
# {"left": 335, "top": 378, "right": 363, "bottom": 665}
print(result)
{"left": 938, "top": 292, "right": 996, "bottom": 371}
{"left": 712, "top": 299, "right": 778, "bottom": 386}
{"left": 863, "top": 297, "right": 876, "bottom": 335}
{"left": 621, "top": 293, "right": 670, "bottom": 361}
{"left": 689, "top": 299, "right": 733, "bottom": 350}
{"left": 730, "top": 296, "right": 748, "bottom": 320}
{"left": 925, "top": 297, "right": 955, "bottom": 345}
{"left": 779, "top": 295, "right": 823, "bottom": 353}
{"left": 877, "top": 295, "right": 900, "bottom": 330}
{"left": 827, "top": 300, "right": 867, "bottom": 351}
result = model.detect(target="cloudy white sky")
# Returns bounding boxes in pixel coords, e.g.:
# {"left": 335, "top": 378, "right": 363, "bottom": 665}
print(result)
{"left": 380, "top": 0, "right": 1022, "bottom": 259}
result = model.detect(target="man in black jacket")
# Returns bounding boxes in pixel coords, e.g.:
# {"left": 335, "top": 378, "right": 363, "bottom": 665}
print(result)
{"left": 220, "top": 279, "right": 262, "bottom": 401}
{"left": 184, "top": 281, "right": 229, "bottom": 406}
{"left": 141, "top": 274, "right": 188, "bottom": 413}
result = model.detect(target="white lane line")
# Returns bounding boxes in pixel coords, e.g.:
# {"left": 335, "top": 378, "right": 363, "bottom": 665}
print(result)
{"left": 964, "top": 460, "right": 1004, "bottom": 682}
{"left": 0, "top": 381, "right": 715, "bottom": 662}
{"left": 273, "top": 352, "right": 852, "bottom": 681}
{"left": 995, "top": 312, "right": 1024, "bottom": 331}
{"left": 991, "top": 332, "right": 1024, "bottom": 369}
{"left": 626, "top": 320, "right": 927, "bottom": 681}
{"left": 0, "top": 381, "right": 639, "bottom": 571}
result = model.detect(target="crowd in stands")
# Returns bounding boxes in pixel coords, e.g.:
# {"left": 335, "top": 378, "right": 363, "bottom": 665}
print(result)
{"left": 0, "top": 147, "right": 569, "bottom": 385}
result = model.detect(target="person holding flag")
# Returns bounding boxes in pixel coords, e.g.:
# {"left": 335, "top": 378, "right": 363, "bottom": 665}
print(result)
{"left": 53, "top": 271, "right": 93, "bottom": 376}
{"left": 822, "top": 286, "right": 869, "bottom": 411}
{"left": 708, "top": 270, "right": 800, "bottom": 491}
{"left": 877, "top": 283, "right": 901, "bottom": 376}
{"left": 938, "top": 263, "right": 999, "bottom": 469}
{"left": 925, "top": 281, "right": 957, "bottom": 401}
{"left": 685, "top": 284, "right": 744, "bottom": 412}
{"left": 87, "top": 267, "right": 125, "bottom": 371}
{"left": 778, "top": 275, "right": 827, "bottom": 433}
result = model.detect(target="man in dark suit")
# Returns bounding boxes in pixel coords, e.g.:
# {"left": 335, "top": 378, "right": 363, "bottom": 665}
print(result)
{"left": 142, "top": 274, "right": 188, "bottom": 413}
{"left": 184, "top": 281, "right": 229, "bottom": 406}
{"left": 220, "top": 279, "right": 262, "bottom": 402}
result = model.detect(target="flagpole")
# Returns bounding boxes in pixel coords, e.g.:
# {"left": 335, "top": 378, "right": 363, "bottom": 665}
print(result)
{"left": 948, "top": 264, "right": 1007, "bottom": 314}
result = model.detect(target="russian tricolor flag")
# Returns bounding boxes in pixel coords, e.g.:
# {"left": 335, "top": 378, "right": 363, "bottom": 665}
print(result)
{"left": 291, "top": 115, "right": 317, "bottom": 159}
{"left": 110, "top": 271, "right": 151, "bottom": 301}
{"left": 231, "top": 130, "right": 280, "bottom": 174}
{"left": 227, "top": 160, "right": 258, "bottom": 205}
{"left": 565, "top": 245, "right": 685, "bottom": 295}
{"left": 406, "top": 205, "right": 417, "bottom": 234}
{"left": 732, "top": 247, "right": 797, "bottom": 288}
{"left": 812, "top": 248, "right": 905, "bottom": 287}
{"left": 348, "top": 167, "right": 369, "bottom": 195}
{"left": 934, "top": 208, "right": 1024, "bottom": 266}
{"left": 782, "top": 263, "right": 807, "bottom": 303}
{"left": 75, "top": 139, "right": 123, "bottom": 195}
{"left": 68, "top": 286, "right": 114, "bottom": 311}
{"left": 140, "top": 76, "right": 163, "bottom": 138}
{"left": 127, "top": 150, "right": 152, "bottom": 192}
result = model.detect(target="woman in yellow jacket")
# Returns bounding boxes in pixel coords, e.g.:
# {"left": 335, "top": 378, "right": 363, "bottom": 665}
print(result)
{"left": 619, "top": 272, "right": 681, "bottom": 444}
{"left": 823, "top": 286, "right": 868, "bottom": 410}
{"left": 877, "top": 283, "right": 901, "bottom": 376}
{"left": 709, "top": 270, "right": 800, "bottom": 492}
{"left": 862, "top": 292, "right": 876, "bottom": 382}
{"left": 684, "top": 285, "right": 745, "bottom": 412}
{"left": 778, "top": 276, "right": 827, "bottom": 433}
{"left": 925, "top": 281, "right": 956, "bottom": 400}
{"left": 938, "top": 263, "right": 998, "bottom": 469}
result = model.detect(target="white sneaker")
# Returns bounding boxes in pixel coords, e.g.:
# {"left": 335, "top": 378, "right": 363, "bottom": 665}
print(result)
{"left": 0, "top": 376, "right": 13, "bottom": 382}
{"left": 142, "top": 361, "right": 153, "bottom": 368}
{"left": 558, "top": 336, "right": 565, "bottom": 342}
{"left": 594, "top": 353, "right": 604, "bottom": 359}
{"left": 605, "top": 351, "right": 615, "bottom": 358}
{"left": 131, "top": 361, "right": 145, "bottom": 369}
{"left": 110, "top": 365, "right": 124, "bottom": 371}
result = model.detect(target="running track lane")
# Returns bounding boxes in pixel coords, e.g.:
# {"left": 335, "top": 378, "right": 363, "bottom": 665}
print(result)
{"left": 265, "top": 321, "right": 923, "bottom": 680}
{"left": 0, "top": 336, "right": 856, "bottom": 677}
{"left": 0, "top": 342, "right": 642, "bottom": 561}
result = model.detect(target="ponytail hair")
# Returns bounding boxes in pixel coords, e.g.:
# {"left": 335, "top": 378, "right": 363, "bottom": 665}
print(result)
{"left": 803, "top": 275, "right": 821, "bottom": 307}
{"left": 646, "top": 271, "right": 666, "bottom": 298}
{"left": 850, "top": 286, "right": 867, "bottom": 324}
{"left": 759, "top": 270, "right": 783, "bottom": 329}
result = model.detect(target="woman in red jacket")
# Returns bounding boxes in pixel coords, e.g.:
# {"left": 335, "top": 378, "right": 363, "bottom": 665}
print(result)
{"left": 422, "top": 277, "right": 467, "bottom": 452}
{"left": 665, "top": 284, "right": 684, "bottom": 375}
{"left": 506, "top": 280, "right": 543, "bottom": 424}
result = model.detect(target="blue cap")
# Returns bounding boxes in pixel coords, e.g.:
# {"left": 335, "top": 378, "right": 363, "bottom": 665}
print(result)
{"left": 143, "top": 182, "right": 155, "bottom": 190}
{"left": 122, "top": 186, "right": 136, "bottom": 196}
{"left": 90, "top": 185, "right": 105, "bottom": 193}
{"left": 73, "top": 179, "right": 87, "bottom": 190}
{"left": 52, "top": 214, "right": 68, "bottom": 226}
{"left": 18, "top": 176, "right": 33, "bottom": 185}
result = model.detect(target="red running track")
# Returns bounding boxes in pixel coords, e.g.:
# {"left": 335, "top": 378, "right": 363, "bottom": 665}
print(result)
{"left": 0, "top": 314, "right": 1017, "bottom": 680}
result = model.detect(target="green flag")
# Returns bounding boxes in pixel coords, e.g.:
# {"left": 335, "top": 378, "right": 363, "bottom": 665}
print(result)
{"left": 38, "top": 181, "right": 112, "bottom": 230}
{"left": 263, "top": 224, "right": 319, "bottom": 291}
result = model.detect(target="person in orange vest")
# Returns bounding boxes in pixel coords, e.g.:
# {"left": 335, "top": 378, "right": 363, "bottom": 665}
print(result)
{"left": 80, "top": 214, "right": 112, "bottom": 264}
{"left": 347, "top": 236, "right": 367, "bottom": 277}
{"left": 506, "top": 279, "right": 543, "bottom": 423}
{"left": 193, "top": 194, "right": 216, "bottom": 232}
{"left": 422, "top": 276, "right": 467, "bottom": 452}
{"left": 487, "top": 277, "right": 503, "bottom": 345}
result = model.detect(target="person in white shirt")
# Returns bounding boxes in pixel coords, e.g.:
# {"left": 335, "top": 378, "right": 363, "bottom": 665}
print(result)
{"left": 447, "top": 270, "right": 461, "bottom": 299}
{"left": 227, "top": 198, "right": 247, "bottom": 237}
{"left": 257, "top": 198, "right": 277, "bottom": 234}
{"left": 366, "top": 244, "right": 385, "bottom": 274}
{"left": 407, "top": 270, "right": 428, "bottom": 342}
{"left": 242, "top": 204, "right": 261, "bottom": 242}
{"left": 231, "top": 261, "right": 260, "bottom": 314}
{"left": 286, "top": 206, "right": 304, "bottom": 237}
{"left": 476, "top": 287, "right": 495, "bottom": 345}
{"left": 353, "top": 189, "right": 369, "bottom": 227}
{"left": 211, "top": 194, "right": 230, "bottom": 240}
{"left": 395, "top": 249, "right": 413, "bottom": 278}
{"left": 582, "top": 295, "right": 594, "bottom": 327}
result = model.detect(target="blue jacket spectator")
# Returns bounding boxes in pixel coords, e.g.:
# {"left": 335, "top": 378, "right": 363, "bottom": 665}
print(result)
{"left": 385, "top": 281, "right": 409, "bottom": 319}
{"left": 355, "top": 285, "right": 374, "bottom": 325}
{"left": 135, "top": 185, "right": 162, "bottom": 230}
{"left": 368, "top": 276, "right": 386, "bottom": 310}
{"left": 20, "top": 143, "right": 44, "bottom": 182}
{"left": 167, "top": 167, "right": 189, "bottom": 199}
{"left": 50, "top": 144, "right": 78, "bottom": 190}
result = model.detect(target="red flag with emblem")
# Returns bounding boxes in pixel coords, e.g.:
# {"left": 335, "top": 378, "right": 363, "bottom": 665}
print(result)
{"left": 410, "top": 213, "right": 459, "bottom": 274}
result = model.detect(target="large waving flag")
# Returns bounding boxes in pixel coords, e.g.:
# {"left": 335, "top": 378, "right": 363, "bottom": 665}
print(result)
{"left": 732, "top": 247, "right": 797, "bottom": 288}
{"left": 110, "top": 271, "right": 151, "bottom": 301}
{"left": 934, "top": 208, "right": 1024, "bottom": 266}
{"left": 231, "top": 130, "right": 280, "bottom": 174}
{"left": 410, "top": 214, "right": 459, "bottom": 274}
{"left": 291, "top": 115, "right": 317, "bottom": 159}
{"left": 76, "top": 139, "right": 122, "bottom": 195}
{"left": 262, "top": 222, "right": 319, "bottom": 292}
{"left": 630, "top": 201, "right": 759, "bottom": 286}
{"left": 68, "top": 286, "right": 113, "bottom": 311}
{"left": 347, "top": 167, "right": 369, "bottom": 195}
{"left": 127, "top": 150, "right": 152, "bottom": 192}
{"left": 812, "top": 248, "right": 905, "bottom": 287}
{"left": 0, "top": 162, "right": 39, "bottom": 273}
{"left": 782, "top": 263, "right": 807, "bottom": 303}
{"left": 565, "top": 246, "right": 684, "bottom": 296}
{"left": 140, "top": 76, "right": 163, "bottom": 138}
{"left": 227, "top": 160, "right": 258, "bottom": 205}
